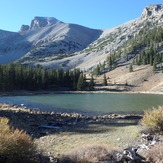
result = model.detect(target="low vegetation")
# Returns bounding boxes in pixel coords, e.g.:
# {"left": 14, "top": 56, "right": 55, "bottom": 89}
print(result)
{"left": 0, "top": 117, "right": 37, "bottom": 163}
{"left": 145, "top": 141, "right": 163, "bottom": 163}
{"left": 36, "top": 120, "right": 140, "bottom": 158}
{"left": 140, "top": 106, "right": 163, "bottom": 134}
{"left": 60, "top": 144, "right": 121, "bottom": 163}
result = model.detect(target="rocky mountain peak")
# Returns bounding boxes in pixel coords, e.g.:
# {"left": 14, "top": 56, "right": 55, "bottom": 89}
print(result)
{"left": 20, "top": 25, "right": 30, "bottom": 32}
{"left": 141, "top": 4, "right": 163, "bottom": 18}
{"left": 30, "top": 17, "right": 61, "bottom": 29}
{"left": 19, "top": 16, "right": 61, "bottom": 32}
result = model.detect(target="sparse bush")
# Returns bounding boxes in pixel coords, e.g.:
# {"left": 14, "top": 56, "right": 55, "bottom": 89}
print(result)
{"left": 140, "top": 106, "right": 163, "bottom": 134}
{"left": 0, "top": 117, "right": 9, "bottom": 125}
{"left": 145, "top": 141, "right": 163, "bottom": 163}
{"left": 60, "top": 144, "right": 121, "bottom": 163}
{"left": 0, "top": 117, "right": 37, "bottom": 163}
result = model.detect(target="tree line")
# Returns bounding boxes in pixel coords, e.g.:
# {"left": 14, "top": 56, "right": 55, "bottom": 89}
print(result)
{"left": 92, "top": 26, "right": 163, "bottom": 75}
{"left": 131, "top": 26, "right": 163, "bottom": 67}
{"left": 0, "top": 63, "right": 95, "bottom": 91}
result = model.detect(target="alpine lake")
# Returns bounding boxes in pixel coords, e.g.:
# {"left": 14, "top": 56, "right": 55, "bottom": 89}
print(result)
{"left": 0, "top": 93, "right": 163, "bottom": 115}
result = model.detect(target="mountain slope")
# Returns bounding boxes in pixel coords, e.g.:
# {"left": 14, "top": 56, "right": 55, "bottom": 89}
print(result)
{"left": 0, "top": 4, "right": 162, "bottom": 70}
{"left": 0, "top": 30, "right": 31, "bottom": 63}
{"left": 24, "top": 4, "right": 162, "bottom": 70}
{"left": 0, "top": 16, "right": 102, "bottom": 64}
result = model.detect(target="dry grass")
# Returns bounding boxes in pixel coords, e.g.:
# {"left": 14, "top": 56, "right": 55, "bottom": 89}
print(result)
{"left": 145, "top": 141, "right": 163, "bottom": 163}
{"left": 94, "top": 64, "right": 163, "bottom": 93}
{"left": 140, "top": 106, "right": 163, "bottom": 134}
{"left": 0, "top": 116, "right": 9, "bottom": 125}
{"left": 36, "top": 120, "right": 140, "bottom": 157}
{"left": 60, "top": 144, "right": 121, "bottom": 163}
{"left": 0, "top": 103, "right": 141, "bottom": 161}
{"left": 0, "top": 117, "right": 37, "bottom": 163}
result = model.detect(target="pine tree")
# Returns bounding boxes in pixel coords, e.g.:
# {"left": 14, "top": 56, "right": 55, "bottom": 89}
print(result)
{"left": 5, "top": 63, "right": 16, "bottom": 90}
{"left": 0, "top": 65, "right": 3, "bottom": 90}
{"left": 135, "top": 57, "right": 139, "bottom": 65}
{"left": 41, "top": 67, "right": 48, "bottom": 89}
{"left": 77, "top": 74, "right": 86, "bottom": 91}
{"left": 2, "top": 66, "right": 10, "bottom": 91}
{"left": 150, "top": 54, "right": 153, "bottom": 66}
{"left": 93, "top": 65, "right": 101, "bottom": 76}
{"left": 153, "top": 61, "right": 157, "bottom": 73}
{"left": 57, "top": 67, "right": 64, "bottom": 86}
{"left": 88, "top": 75, "right": 95, "bottom": 91}
{"left": 102, "top": 74, "right": 108, "bottom": 86}
{"left": 132, "top": 59, "right": 136, "bottom": 65}
{"left": 72, "top": 69, "right": 80, "bottom": 90}
{"left": 106, "top": 56, "right": 113, "bottom": 70}
{"left": 129, "top": 63, "right": 133, "bottom": 72}
{"left": 101, "top": 61, "right": 106, "bottom": 72}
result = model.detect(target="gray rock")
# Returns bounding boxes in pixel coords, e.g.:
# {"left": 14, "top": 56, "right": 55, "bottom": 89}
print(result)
{"left": 141, "top": 4, "right": 163, "bottom": 18}
{"left": 29, "top": 16, "right": 60, "bottom": 29}
{"left": 20, "top": 25, "right": 29, "bottom": 32}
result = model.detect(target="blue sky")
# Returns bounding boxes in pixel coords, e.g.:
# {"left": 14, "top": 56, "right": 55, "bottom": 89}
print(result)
{"left": 0, "top": 0, "right": 162, "bottom": 32}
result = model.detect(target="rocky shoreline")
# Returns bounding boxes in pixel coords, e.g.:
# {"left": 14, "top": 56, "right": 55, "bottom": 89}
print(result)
{"left": 0, "top": 103, "right": 142, "bottom": 138}
{"left": 0, "top": 90, "right": 163, "bottom": 97}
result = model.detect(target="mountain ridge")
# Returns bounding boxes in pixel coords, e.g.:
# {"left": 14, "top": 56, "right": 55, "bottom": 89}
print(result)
{"left": 0, "top": 15, "right": 102, "bottom": 64}
{"left": 0, "top": 4, "right": 162, "bottom": 69}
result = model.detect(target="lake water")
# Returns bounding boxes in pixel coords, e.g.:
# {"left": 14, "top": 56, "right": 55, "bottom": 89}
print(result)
{"left": 0, "top": 93, "right": 163, "bottom": 115}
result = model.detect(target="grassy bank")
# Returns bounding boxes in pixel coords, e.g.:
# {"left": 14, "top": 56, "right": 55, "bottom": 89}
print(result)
{"left": 0, "top": 103, "right": 141, "bottom": 158}
{"left": 36, "top": 122, "right": 140, "bottom": 157}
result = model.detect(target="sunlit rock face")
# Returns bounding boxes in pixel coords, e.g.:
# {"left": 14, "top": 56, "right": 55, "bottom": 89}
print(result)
{"left": 29, "top": 17, "right": 61, "bottom": 29}
{"left": 19, "top": 17, "right": 61, "bottom": 32}
{"left": 141, "top": 4, "right": 163, "bottom": 18}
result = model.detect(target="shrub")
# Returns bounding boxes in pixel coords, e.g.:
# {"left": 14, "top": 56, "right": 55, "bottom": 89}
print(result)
{"left": 0, "top": 117, "right": 9, "bottom": 125}
{"left": 60, "top": 144, "right": 121, "bottom": 163}
{"left": 0, "top": 117, "right": 37, "bottom": 163}
{"left": 145, "top": 141, "right": 163, "bottom": 163}
{"left": 140, "top": 106, "right": 163, "bottom": 134}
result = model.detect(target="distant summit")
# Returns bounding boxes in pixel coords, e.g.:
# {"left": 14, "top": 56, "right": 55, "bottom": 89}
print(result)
{"left": 20, "top": 17, "right": 62, "bottom": 32}
{"left": 141, "top": 4, "right": 163, "bottom": 18}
